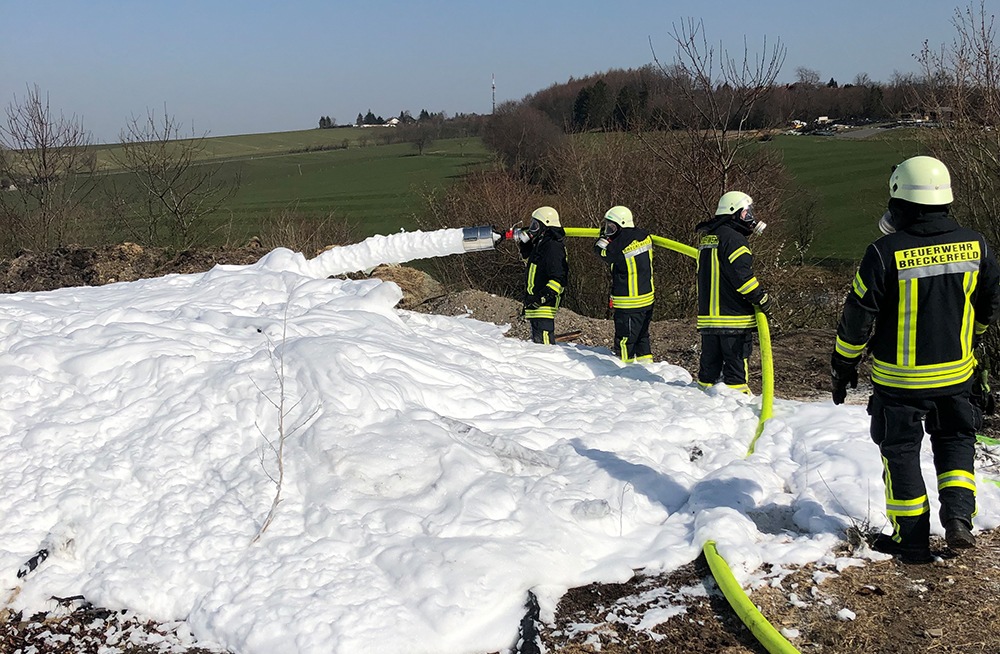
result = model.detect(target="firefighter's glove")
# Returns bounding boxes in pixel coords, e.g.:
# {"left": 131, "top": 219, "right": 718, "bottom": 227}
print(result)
{"left": 830, "top": 354, "right": 858, "bottom": 405}
{"left": 525, "top": 294, "right": 547, "bottom": 310}
{"left": 756, "top": 293, "right": 774, "bottom": 318}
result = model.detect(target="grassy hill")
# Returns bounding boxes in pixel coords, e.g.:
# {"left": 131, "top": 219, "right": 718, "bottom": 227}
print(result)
{"left": 763, "top": 129, "right": 925, "bottom": 261}
{"left": 90, "top": 132, "right": 491, "bottom": 243}
{"left": 206, "top": 137, "right": 488, "bottom": 240}
{"left": 87, "top": 126, "right": 926, "bottom": 259}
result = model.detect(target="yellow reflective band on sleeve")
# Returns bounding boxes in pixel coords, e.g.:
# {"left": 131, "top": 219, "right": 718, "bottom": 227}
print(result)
{"left": 885, "top": 494, "right": 930, "bottom": 518}
{"left": 526, "top": 263, "right": 537, "bottom": 295}
{"left": 835, "top": 336, "right": 866, "bottom": 360}
{"left": 975, "top": 321, "right": 989, "bottom": 336}
{"left": 872, "top": 355, "right": 976, "bottom": 389}
{"left": 728, "top": 246, "right": 751, "bottom": 263}
{"left": 737, "top": 277, "right": 760, "bottom": 294}
{"left": 938, "top": 469, "right": 976, "bottom": 493}
{"left": 852, "top": 271, "right": 868, "bottom": 298}
{"left": 546, "top": 280, "right": 563, "bottom": 293}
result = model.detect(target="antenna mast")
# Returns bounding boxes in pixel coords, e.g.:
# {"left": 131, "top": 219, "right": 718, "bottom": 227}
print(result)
{"left": 492, "top": 73, "right": 496, "bottom": 114}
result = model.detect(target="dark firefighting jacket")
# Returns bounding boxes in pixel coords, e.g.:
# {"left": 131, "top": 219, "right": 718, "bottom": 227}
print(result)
{"left": 519, "top": 227, "right": 569, "bottom": 320}
{"left": 835, "top": 211, "right": 1000, "bottom": 396}
{"left": 596, "top": 226, "right": 655, "bottom": 311}
{"left": 696, "top": 216, "right": 766, "bottom": 331}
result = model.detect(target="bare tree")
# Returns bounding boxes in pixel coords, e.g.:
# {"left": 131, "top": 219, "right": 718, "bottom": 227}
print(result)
{"left": 108, "top": 109, "right": 239, "bottom": 248}
{"left": 795, "top": 66, "right": 822, "bottom": 88}
{"left": 641, "top": 19, "right": 787, "bottom": 215}
{"left": 0, "top": 85, "right": 95, "bottom": 254}
{"left": 399, "top": 121, "right": 437, "bottom": 155}
{"left": 916, "top": 1, "right": 1000, "bottom": 247}
{"left": 915, "top": 1, "right": 1000, "bottom": 373}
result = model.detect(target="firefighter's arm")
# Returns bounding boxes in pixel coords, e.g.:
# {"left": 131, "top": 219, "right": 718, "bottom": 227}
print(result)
{"left": 973, "top": 241, "right": 1000, "bottom": 344}
{"left": 723, "top": 241, "right": 767, "bottom": 306}
{"left": 535, "top": 244, "right": 567, "bottom": 306}
{"left": 831, "top": 245, "right": 884, "bottom": 403}
{"left": 836, "top": 244, "right": 884, "bottom": 354}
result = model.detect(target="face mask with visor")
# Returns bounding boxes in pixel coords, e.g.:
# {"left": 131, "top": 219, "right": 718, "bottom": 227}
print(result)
{"left": 736, "top": 205, "right": 766, "bottom": 236}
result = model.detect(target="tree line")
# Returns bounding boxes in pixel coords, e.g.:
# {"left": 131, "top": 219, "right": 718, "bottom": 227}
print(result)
{"left": 417, "top": 4, "right": 1000, "bottom": 360}
{"left": 317, "top": 109, "right": 445, "bottom": 129}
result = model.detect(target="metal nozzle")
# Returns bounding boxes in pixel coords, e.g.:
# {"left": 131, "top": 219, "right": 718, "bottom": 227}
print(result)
{"left": 461, "top": 226, "right": 502, "bottom": 252}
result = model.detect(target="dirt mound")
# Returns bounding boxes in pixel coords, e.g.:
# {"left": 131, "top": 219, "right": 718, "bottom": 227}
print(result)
{"left": 0, "top": 243, "right": 265, "bottom": 293}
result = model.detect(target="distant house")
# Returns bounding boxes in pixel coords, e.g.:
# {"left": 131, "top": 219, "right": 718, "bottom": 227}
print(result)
{"left": 360, "top": 117, "right": 399, "bottom": 128}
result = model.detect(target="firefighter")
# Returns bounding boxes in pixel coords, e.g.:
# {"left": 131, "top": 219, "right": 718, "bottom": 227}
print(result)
{"left": 513, "top": 206, "right": 568, "bottom": 344}
{"left": 832, "top": 155, "right": 1000, "bottom": 563}
{"left": 695, "top": 191, "right": 772, "bottom": 393}
{"left": 594, "top": 205, "right": 655, "bottom": 363}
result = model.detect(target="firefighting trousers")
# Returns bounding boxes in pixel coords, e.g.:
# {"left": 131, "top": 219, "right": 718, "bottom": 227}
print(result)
{"left": 529, "top": 318, "right": 555, "bottom": 345}
{"left": 698, "top": 331, "right": 752, "bottom": 390}
{"left": 613, "top": 308, "right": 653, "bottom": 362}
{"left": 867, "top": 389, "right": 978, "bottom": 547}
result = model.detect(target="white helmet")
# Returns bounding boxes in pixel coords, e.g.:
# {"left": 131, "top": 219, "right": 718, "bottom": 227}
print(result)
{"left": 716, "top": 191, "right": 765, "bottom": 236}
{"left": 716, "top": 191, "right": 753, "bottom": 216}
{"left": 889, "top": 155, "right": 953, "bottom": 205}
{"left": 604, "top": 205, "right": 634, "bottom": 228}
{"left": 530, "top": 206, "right": 561, "bottom": 227}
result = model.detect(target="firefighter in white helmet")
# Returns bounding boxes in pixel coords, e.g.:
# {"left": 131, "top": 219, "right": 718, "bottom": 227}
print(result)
{"left": 832, "top": 155, "right": 1000, "bottom": 562}
{"left": 594, "top": 205, "right": 655, "bottom": 362}
{"left": 511, "top": 206, "right": 569, "bottom": 344}
{"left": 695, "top": 191, "right": 771, "bottom": 393}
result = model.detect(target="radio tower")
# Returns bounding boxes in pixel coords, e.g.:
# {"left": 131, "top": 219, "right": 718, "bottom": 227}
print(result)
{"left": 492, "top": 73, "right": 496, "bottom": 114}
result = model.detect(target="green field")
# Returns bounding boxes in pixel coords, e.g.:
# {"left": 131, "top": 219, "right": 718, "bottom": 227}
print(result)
{"left": 88, "top": 126, "right": 929, "bottom": 259}
{"left": 92, "top": 127, "right": 378, "bottom": 170}
{"left": 90, "top": 134, "right": 490, "bottom": 243}
{"left": 208, "top": 137, "right": 488, "bottom": 239}
{"left": 763, "top": 130, "right": 925, "bottom": 260}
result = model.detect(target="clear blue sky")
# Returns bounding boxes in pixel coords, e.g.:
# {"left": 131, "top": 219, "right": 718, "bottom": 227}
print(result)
{"left": 1, "top": 0, "right": 974, "bottom": 144}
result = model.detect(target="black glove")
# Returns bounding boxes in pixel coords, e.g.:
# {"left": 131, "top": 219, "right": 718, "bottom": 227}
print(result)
{"left": 756, "top": 293, "right": 773, "bottom": 317}
{"left": 831, "top": 354, "right": 858, "bottom": 405}
{"left": 525, "top": 294, "right": 547, "bottom": 310}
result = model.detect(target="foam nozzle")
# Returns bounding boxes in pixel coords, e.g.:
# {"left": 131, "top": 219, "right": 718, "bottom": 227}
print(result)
{"left": 461, "top": 226, "right": 502, "bottom": 252}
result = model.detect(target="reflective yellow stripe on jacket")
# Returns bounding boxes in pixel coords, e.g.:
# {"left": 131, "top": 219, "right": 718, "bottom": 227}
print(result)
{"left": 610, "top": 239, "right": 654, "bottom": 309}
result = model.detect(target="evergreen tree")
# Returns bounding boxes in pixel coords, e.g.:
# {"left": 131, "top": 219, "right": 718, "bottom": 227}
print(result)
{"left": 356, "top": 113, "right": 364, "bottom": 126}
{"left": 364, "top": 110, "right": 377, "bottom": 125}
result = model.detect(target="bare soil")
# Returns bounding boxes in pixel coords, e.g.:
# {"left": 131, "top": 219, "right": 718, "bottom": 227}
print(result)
{"left": 3, "top": 249, "right": 1000, "bottom": 654}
